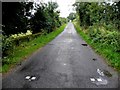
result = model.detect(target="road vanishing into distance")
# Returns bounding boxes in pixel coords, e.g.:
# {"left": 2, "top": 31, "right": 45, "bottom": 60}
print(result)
{"left": 2, "top": 23, "right": 119, "bottom": 88}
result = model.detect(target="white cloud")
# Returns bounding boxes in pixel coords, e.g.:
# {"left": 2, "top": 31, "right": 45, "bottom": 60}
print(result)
{"left": 33, "top": 0, "right": 75, "bottom": 18}
{"left": 56, "top": 0, "right": 75, "bottom": 17}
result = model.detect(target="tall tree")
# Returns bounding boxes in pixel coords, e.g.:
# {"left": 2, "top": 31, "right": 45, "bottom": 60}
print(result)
{"left": 30, "top": 2, "right": 60, "bottom": 34}
{"left": 2, "top": 2, "right": 33, "bottom": 36}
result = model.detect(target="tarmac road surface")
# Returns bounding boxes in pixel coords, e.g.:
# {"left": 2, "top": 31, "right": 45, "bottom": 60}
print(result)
{"left": 2, "top": 23, "right": 118, "bottom": 88}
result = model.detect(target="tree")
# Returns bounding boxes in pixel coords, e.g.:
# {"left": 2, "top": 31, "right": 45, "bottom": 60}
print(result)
{"left": 2, "top": 2, "right": 33, "bottom": 36}
{"left": 73, "top": 1, "right": 120, "bottom": 30}
{"left": 30, "top": 2, "right": 60, "bottom": 34}
{"left": 67, "top": 13, "right": 76, "bottom": 21}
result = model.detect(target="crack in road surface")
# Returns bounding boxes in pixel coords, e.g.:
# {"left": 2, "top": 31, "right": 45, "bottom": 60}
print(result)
{"left": 2, "top": 23, "right": 118, "bottom": 88}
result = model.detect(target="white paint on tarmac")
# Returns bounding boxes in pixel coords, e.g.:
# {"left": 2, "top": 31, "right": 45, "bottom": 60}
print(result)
{"left": 63, "top": 63, "right": 67, "bottom": 66}
{"left": 90, "top": 77, "right": 108, "bottom": 86}
{"left": 31, "top": 77, "right": 36, "bottom": 80}
{"left": 97, "top": 78, "right": 102, "bottom": 82}
{"left": 25, "top": 76, "right": 30, "bottom": 80}
{"left": 25, "top": 76, "right": 36, "bottom": 81}
{"left": 97, "top": 69, "right": 104, "bottom": 76}
{"left": 90, "top": 78, "right": 95, "bottom": 82}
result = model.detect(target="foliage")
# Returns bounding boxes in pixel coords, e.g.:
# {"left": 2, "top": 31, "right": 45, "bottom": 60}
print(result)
{"left": 1, "top": 1, "right": 65, "bottom": 73}
{"left": 2, "top": 1, "right": 63, "bottom": 58}
{"left": 2, "top": 2, "right": 33, "bottom": 35}
{"left": 30, "top": 2, "right": 61, "bottom": 34}
{"left": 2, "top": 31, "right": 42, "bottom": 58}
{"left": 73, "top": 1, "right": 120, "bottom": 30}
{"left": 67, "top": 13, "right": 76, "bottom": 21}
{"left": 73, "top": 1, "right": 120, "bottom": 70}
{"left": 2, "top": 35, "right": 14, "bottom": 57}
{"left": 10, "top": 30, "right": 32, "bottom": 39}
{"left": 59, "top": 17, "right": 67, "bottom": 25}
{"left": 2, "top": 1, "right": 61, "bottom": 35}
{"left": 1, "top": 24, "right": 66, "bottom": 73}
{"left": 87, "top": 24, "right": 120, "bottom": 52}
{"left": 74, "top": 23, "right": 120, "bottom": 71}
{"left": 73, "top": 1, "right": 120, "bottom": 52}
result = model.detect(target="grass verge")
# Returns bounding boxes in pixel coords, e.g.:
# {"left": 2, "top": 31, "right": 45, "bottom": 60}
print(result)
{"left": 73, "top": 22, "right": 120, "bottom": 72}
{"left": 1, "top": 24, "right": 66, "bottom": 73}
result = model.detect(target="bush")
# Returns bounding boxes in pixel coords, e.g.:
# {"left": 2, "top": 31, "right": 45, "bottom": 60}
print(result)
{"left": 2, "top": 32, "right": 43, "bottom": 58}
{"left": 87, "top": 24, "right": 120, "bottom": 52}
{"left": 2, "top": 35, "right": 14, "bottom": 57}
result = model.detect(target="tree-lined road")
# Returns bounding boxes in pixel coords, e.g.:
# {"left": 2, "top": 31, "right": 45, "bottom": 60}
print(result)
{"left": 2, "top": 23, "right": 118, "bottom": 88}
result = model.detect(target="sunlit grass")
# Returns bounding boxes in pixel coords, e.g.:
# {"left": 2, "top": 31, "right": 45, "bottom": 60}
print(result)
{"left": 1, "top": 24, "right": 66, "bottom": 73}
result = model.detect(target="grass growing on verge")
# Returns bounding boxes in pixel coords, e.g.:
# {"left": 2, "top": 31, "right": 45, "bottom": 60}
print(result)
{"left": 1, "top": 24, "right": 66, "bottom": 73}
{"left": 74, "top": 22, "right": 120, "bottom": 72}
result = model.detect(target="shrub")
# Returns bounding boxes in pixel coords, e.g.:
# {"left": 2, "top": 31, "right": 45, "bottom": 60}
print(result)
{"left": 87, "top": 24, "right": 120, "bottom": 52}
{"left": 2, "top": 35, "right": 14, "bottom": 57}
{"left": 2, "top": 32, "right": 43, "bottom": 58}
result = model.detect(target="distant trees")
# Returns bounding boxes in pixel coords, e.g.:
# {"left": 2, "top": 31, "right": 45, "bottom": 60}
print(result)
{"left": 2, "top": 1, "right": 61, "bottom": 36}
{"left": 67, "top": 12, "right": 76, "bottom": 21}
{"left": 59, "top": 17, "right": 67, "bottom": 25}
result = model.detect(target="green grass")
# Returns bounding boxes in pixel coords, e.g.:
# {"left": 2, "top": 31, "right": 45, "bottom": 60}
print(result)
{"left": 1, "top": 24, "right": 66, "bottom": 73}
{"left": 74, "top": 22, "right": 120, "bottom": 72}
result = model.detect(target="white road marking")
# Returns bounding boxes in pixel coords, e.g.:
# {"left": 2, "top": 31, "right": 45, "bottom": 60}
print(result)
{"left": 97, "top": 78, "right": 102, "bottom": 82}
{"left": 63, "top": 63, "right": 67, "bottom": 65}
{"left": 25, "top": 76, "right": 30, "bottom": 80}
{"left": 90, "top": 77, "right": 108, "bottom": 85}
{"left": 25, "top": 76, "right": 37, "bottom": 81}
{"left": 97, "top": 69, "right": 104, "bottom": 76}
{"left": 95, "top": 77, "right": 108, "bottom": 85}
{"left": 90, "top": 78, "right": 95, "bottom": 82}
{"left": 31, "top": 76, "right": 36, "bottom": 80}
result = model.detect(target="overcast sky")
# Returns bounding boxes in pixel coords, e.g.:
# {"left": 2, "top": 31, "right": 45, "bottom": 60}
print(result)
{"left": 33, "top": 0, "right": 116, "bottom": 17}
{"left": 34, "top": 0, "right": 75, "bottom": 18}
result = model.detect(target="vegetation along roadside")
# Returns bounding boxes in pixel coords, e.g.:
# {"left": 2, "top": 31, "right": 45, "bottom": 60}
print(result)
{"left": 71, "top": 2, "right": 120, "bottom": 72}
{"left": 1, "top": 2, "right": 67, "bottom": 74}
{"left": 74, "top": 22, "right": 120, "bottom": 72}
{"left": 1, "top": 24, "right": 66, "bottom": 73}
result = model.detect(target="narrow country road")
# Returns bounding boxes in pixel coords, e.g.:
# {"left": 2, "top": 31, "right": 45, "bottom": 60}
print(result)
{"left": 2, "top": 23, "right": 118, "bottom": 88}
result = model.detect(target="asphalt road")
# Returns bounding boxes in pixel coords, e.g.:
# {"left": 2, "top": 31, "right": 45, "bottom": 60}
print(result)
{"left": 2, "top": 23, "right": 118, "bottom": 88}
